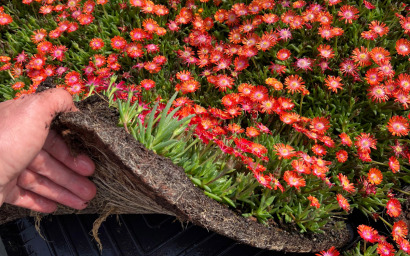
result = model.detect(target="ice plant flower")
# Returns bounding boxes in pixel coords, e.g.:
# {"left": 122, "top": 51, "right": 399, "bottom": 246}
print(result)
{"left": 307, "top": 195, "right": 320, "bottom": 208}
{"left": 392, "top": 220, "right": 408, "bottom": 241}
{"left": 315, "top": 246, "right": 340, "bottom": 256}
{"left": 273, "top": 143, "right": 295, "bottom": 159}
{"left": 386, "top": 198, "right": 402, "bottom": 218}
{"left": 336, "top": 194, "right": 350, "bottom": 212}
{"left": 367, "top": 168, "right": 383, "bottom": 185}
{"left": 357, "top": 225, "right": 379, "bottom": 243}
{"left": 387, "top": 116, "right": 409, "bottom": 136}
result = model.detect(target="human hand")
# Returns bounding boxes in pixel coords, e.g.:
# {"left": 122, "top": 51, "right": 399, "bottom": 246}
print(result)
{"left": 0, "top": 88, "right": 97, "bottom": 213}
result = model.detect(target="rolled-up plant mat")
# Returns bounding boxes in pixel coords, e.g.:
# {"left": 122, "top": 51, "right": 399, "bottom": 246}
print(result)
{"left": 0, "top": 94, "right": 352, "bottom": 253}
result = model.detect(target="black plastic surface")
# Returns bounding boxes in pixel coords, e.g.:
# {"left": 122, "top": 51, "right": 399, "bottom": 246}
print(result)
{"left": 0, "top": 214, "right": 315, "bottom": 256}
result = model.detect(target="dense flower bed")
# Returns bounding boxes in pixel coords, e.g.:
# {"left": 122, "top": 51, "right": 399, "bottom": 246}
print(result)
{"left": 1, "top": 0, "right": 410, "bottom": 255}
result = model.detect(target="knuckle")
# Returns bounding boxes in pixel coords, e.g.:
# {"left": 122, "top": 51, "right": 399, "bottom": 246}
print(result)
{"left": 17, "top": 171, "right": 36, "bottom": 189}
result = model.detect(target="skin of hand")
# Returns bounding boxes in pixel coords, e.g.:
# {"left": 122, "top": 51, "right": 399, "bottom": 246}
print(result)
{"left": 0, "top": 88, "right": 97, "bottom": 213}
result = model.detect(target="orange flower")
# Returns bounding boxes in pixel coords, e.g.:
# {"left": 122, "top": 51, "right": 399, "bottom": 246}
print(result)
{"left": 386, "top": 198, "right": 402, "bottom": 218}
{"left": 310, "top": 117, "right": 330, "bottom": 135}
{"left": 312, "top": 144, "right": 327, "bottom": 156}
{"left": 396, "top": 38, "right": 410, "bottom": 56}
{"left": 89, "top": 38, "right": 104, "bottom": 50}
{"left": 370, "top": 47, "right": 391, "bottom": 65}
{"left": 283, "top": 171, "right": 306, "bottom": 190}
{"left": 355, "top": 133, "right": 377, "bottom": 153}
{"left": 259, "top": 98, "right": 275, "bottom": 114}
{"left": 369, "top": 20, "right": 389, "bottom": 37}
{"left": 325, "top": 75, "right": 343, "bottom": 93}
{"left": 276, "top": 49, "right": 291, "bottom": 60}
{"left": 336, "top": 194, "right": 350, "bottom": 212}
{"left": 336, "top": 150, "right": 348, "bottom": 163}
{"left": 0, "top": 13, "right": 12, "bottom": 25}
{"left": 352, "top": 46, "right": 372, "bottom": 67}
{"left": 377, "top": 242, "right": 395, "bottom": 256}
{"left": 317, "top": 44, "right": 334, "bottom": 59}
{"left": 31, "top": 29, "right": 47, "bottom": 44}
{"left": 265, "top": 78, "right": 283, "bottom": 90}
{"left": 254, "top": 173, "right": 272, "bottom": 189}
{"left": 368, "top": 168, "right": 383, "bottom": 185}
{"left": 387, "top": 116, "right": 409, "bottom": 136}
{"left": 367, "top": 85, "right": 388, "bottom": 103}
{"left": 338, "top": 5, "right": 359, "bottom": 24}
{"left": 307, "top": 195, "right": 320, "bottom": 208}
{"left": 315, "top": 246, "right": 339, "bottom": 256}
{"left": 392, "top": 220, "right": 408, "bottom": 241}
{"left": 274, "top": 143, "right": 295, "bottom": 159}
{"left": 389, "top": 156, "right": 400, "bottom": 173}
{"left": 358, "top": 225, "right": 379, "bottom": 243}
{"left": 246, "top": 127, "right": 260, "bottom": 138}
{"left": 142, "top": 18, "right": 158, "bottom": 34}
{"left": 180, "top": 79, "right": 200, "bottom": 94}
{"left": 110, "top": 36, "right": 127, "bottom": 50}
{"left": 284, "top": 74, "right": 305, "bottom": 94}
{"left": 338, "top": 173, "right": 355, "bottom": 193}
{"left": 140, "top": 79, "right": 155, "bottom": 90}
{"left": 291, "top": 159, "right": 311, "bottom": 174}
{"left": 396, "top": 73, "right": 410, "bottom": 92}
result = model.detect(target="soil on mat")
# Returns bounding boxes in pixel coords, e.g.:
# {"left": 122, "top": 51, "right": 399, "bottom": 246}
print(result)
{"left": 0, "top": 91, "right": 352, "bottom": 253}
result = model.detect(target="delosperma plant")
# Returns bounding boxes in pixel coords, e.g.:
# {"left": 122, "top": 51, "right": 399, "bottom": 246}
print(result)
{"left": 1, "top": 0, "right": 410, "bottom": 255}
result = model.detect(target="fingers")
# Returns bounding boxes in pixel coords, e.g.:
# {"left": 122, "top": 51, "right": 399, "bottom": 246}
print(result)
{"left": 4, "top": 181, "right": 58, "bottom": 213}
{"left": 17, "top": 169, "right": 89, "bottom": 210}
{"left": 27, "top": 149, "right": 96, "bottom": 201}
{"left": 43, "top": 130, "right": 95, "bottom": 177}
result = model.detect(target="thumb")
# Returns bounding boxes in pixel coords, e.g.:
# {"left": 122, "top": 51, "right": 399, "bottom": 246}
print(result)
{"left": 35, "top": 88, "right": 77, "bottom": 124}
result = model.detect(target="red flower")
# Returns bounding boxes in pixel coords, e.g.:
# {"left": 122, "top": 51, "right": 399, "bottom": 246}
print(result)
{"left": 307, "top": 195, "right": 320, "bottom": 208}
{"left": 140, "top": 79, "right": 155, "bottom": 90}
{"left": 389, "top": 156, "right": 400, "bottom": 173}
{"left": 110, "top": 36, "right": 127, "bottom": 50}
{"left": 310, "top": 117, "right": 330, "bottom": 135}
{"left": 352, "top": 46, "right": 372, "bottom": 67}
{"left": 254, "top": 173, "right": 272, "bottom": 189}
{"left": 336, "top": 150, "right": 348, "bottom": 163}
{"left": 336, "top": 194, "right": 350, "bottom": 212}
{"left": 354, "top": 133, "right": 377, "bottom": 153}
{"left": 358, "top": 225, "right": 379, "bottom": 243}
{"left": 317, "top": 44, "right": 334, "bottom": 59}
{"left": 369, "top": 21, "right": 389, "bottom": 37}
{"left": 0, "top": 13, "right": 12, "bottom": 25}
{"left": 315, "top": 246, "right": 340, "bottom": 256}
{"left": 277, "top": 49, "right": 291, "bottom": 60}
{"left": 377, "top": 242, "right": 395, "bottom": 256}
{"left": 325, "top": 76, "right": 343, "bottom": 93}
{"left": 363, "top": 0, "right": 376, "bottom": 9}
{"left": 180, "top": 79, "right": 200, "bottom": 94}
{"left": 387, "top": 116, "right": 409, "bottom": 136}
{"left": 283, "top": 171, "right": 306, "bottom": 190}
{"left": 90, "top": 38, "right": 104, "bottom": 50}
{"left": 386, "top": 198, "right": 402, "bottom": 218}
{"left": 285, "top": 74, "right": 305, "bottom": 94}
{"left": 338, "top": 5, "right": 359, "bottom": 24}
{"left": 339, "top": 133, "right": 353, "bottom": 147}
{"left": 338, "top": 173, "right": 356, "bottom": 193}
{"left": 274, "top": 143, "right": 295, "bottom": 159}
{"left": 367, "top": 85, "right": 388, "bottom": 103}
{"left": 368, "top": 168, "right": 383, "bottom": 185}
{"left": 392, "top": 220, "right": 408, "bottom": 241}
